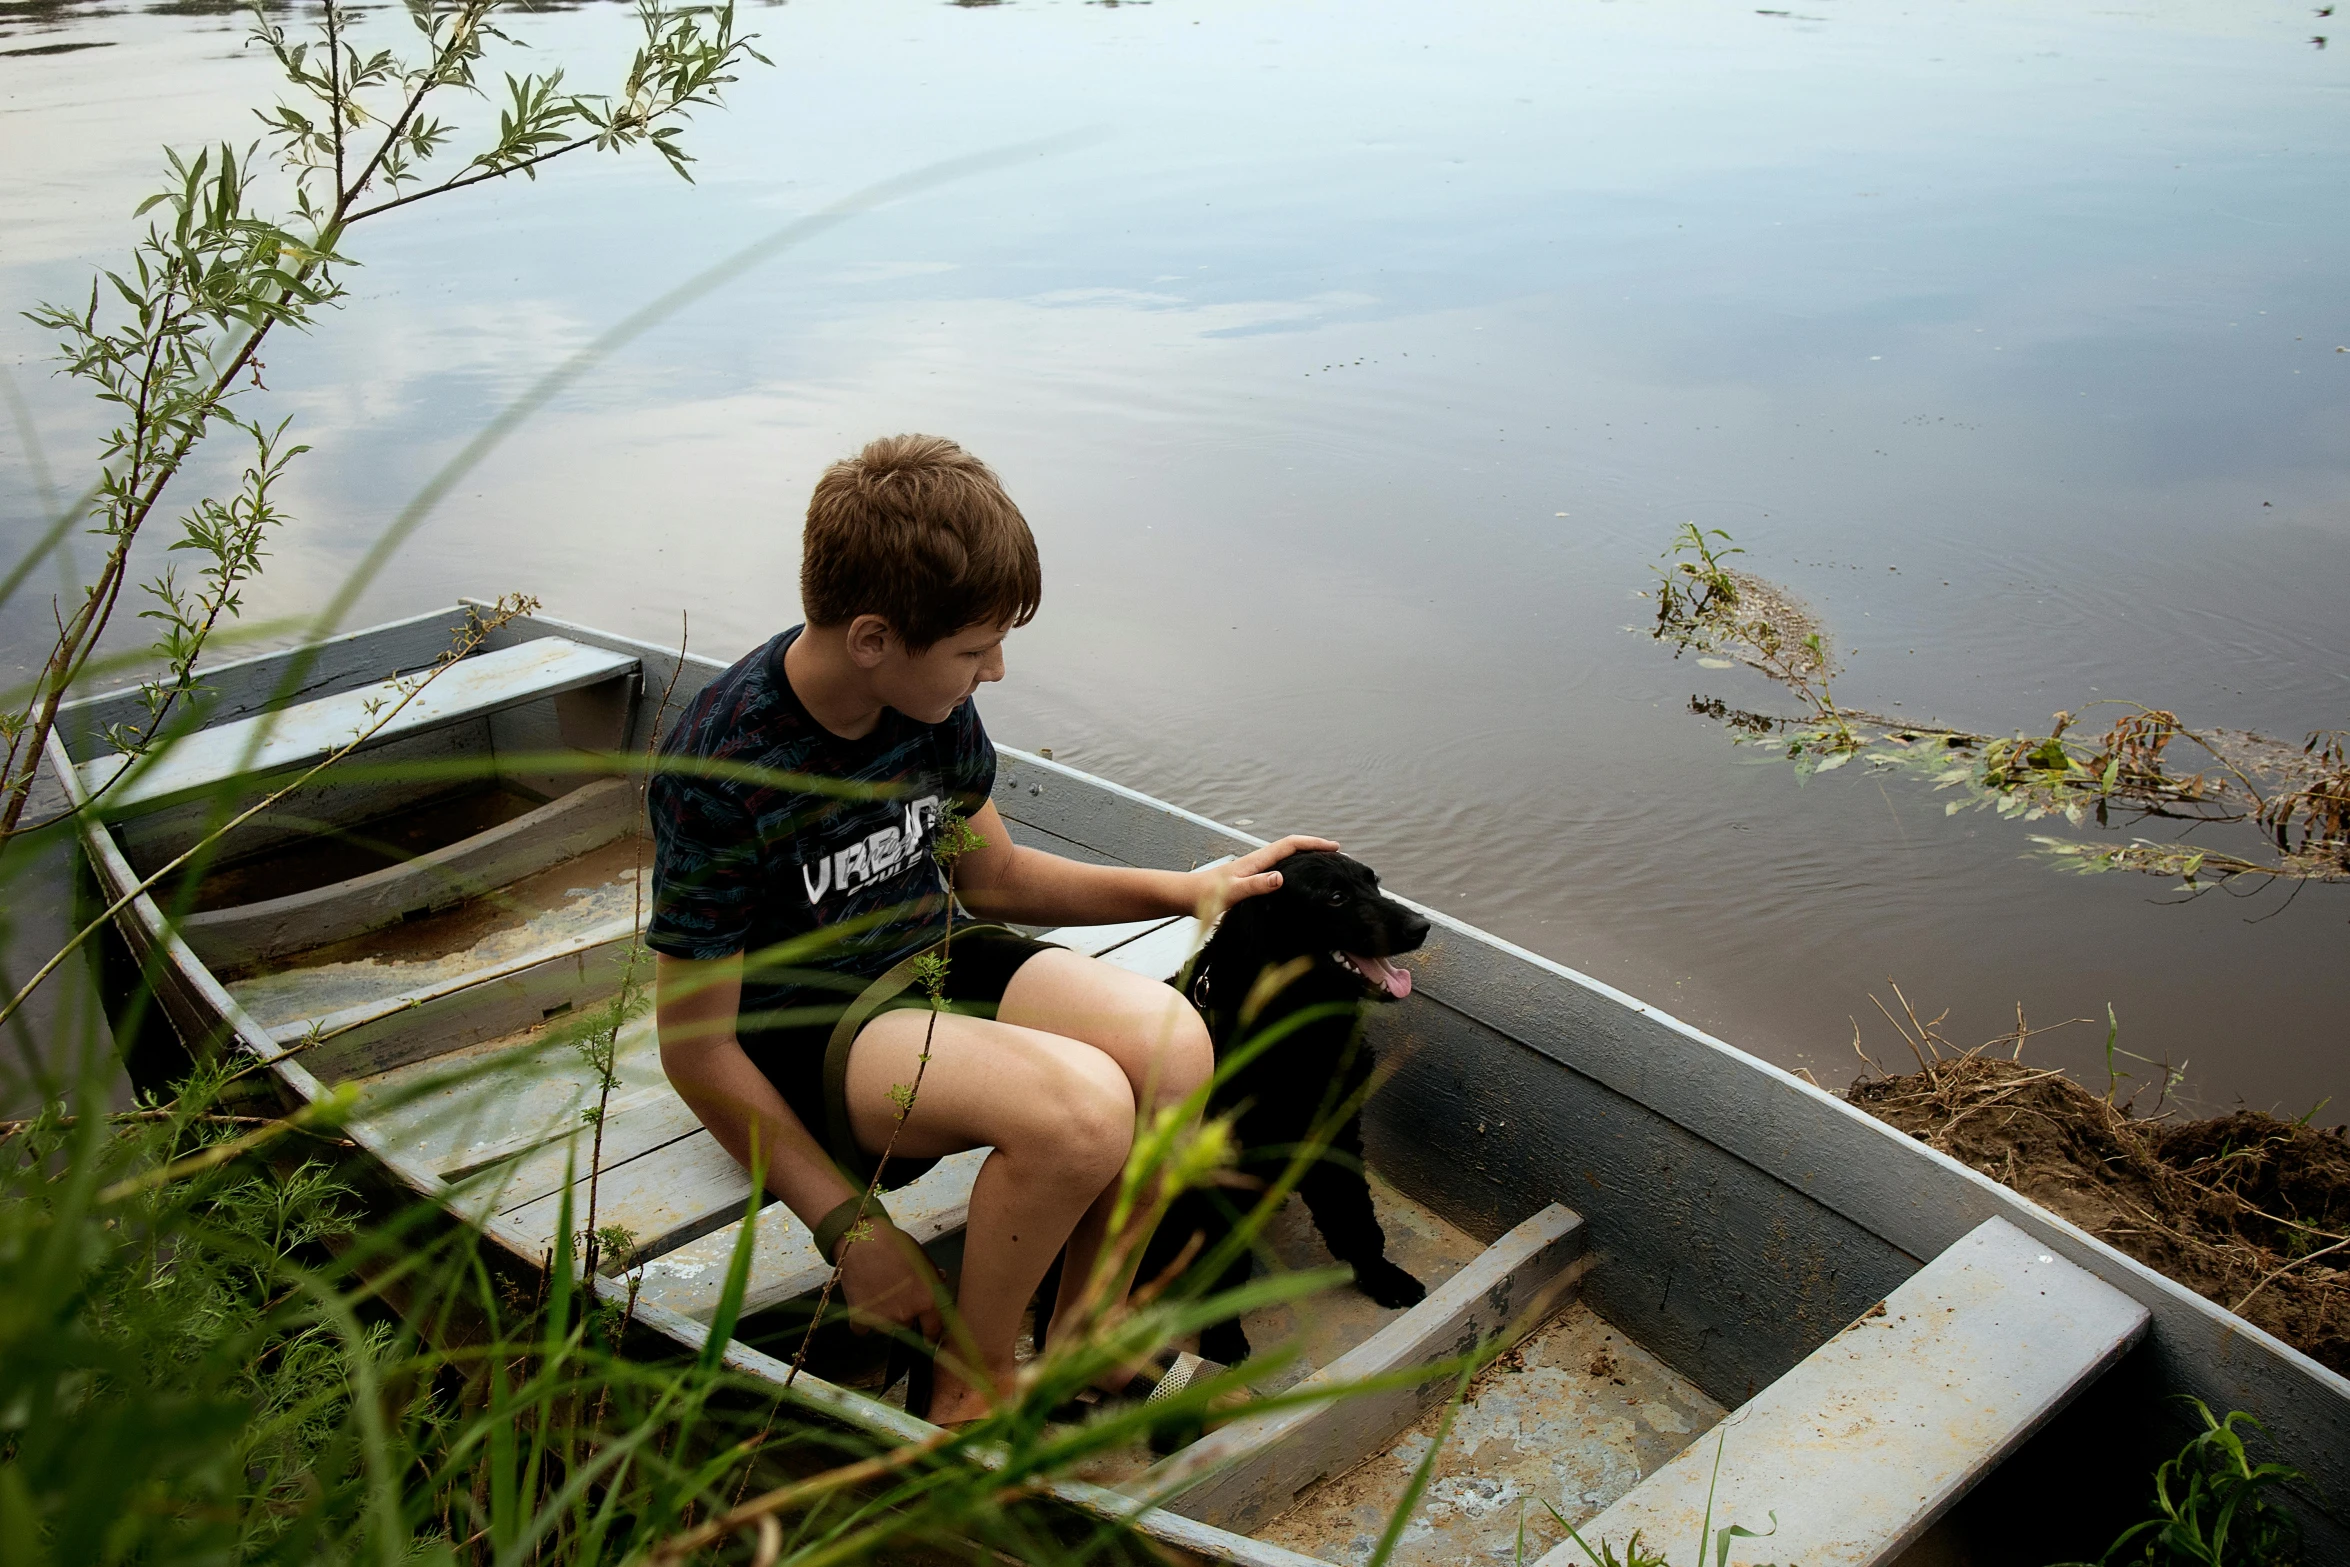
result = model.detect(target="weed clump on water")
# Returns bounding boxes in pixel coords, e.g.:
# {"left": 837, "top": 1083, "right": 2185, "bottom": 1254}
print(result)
{"left": 1845, "top": 990, "right": 2350, "bottom": 1374}
{"left": 1646, "top": 525, "right": 2350, "bottom": 890}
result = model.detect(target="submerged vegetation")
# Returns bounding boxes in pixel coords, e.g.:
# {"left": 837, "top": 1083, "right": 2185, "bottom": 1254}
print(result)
{"left": 1650, "top": 525, "right": 2350, "bottom": 890}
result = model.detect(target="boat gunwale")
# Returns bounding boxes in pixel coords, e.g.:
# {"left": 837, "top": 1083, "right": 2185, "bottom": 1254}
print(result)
{"left": 50, "top": 604, "right": 492, "bottom": 764}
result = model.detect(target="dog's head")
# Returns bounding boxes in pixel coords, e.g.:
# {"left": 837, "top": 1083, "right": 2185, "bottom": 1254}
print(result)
{"left": 1207, "top": 849, "right": 1431, "bottom": 1002}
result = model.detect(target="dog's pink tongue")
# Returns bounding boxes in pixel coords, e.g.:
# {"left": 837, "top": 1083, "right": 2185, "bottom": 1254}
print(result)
{"left": 1353, "top": 954, "right": 1412, "bottom": 999}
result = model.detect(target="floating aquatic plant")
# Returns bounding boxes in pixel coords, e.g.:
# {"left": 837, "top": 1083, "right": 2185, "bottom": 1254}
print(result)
{"left": 1650, "top": 526, "right": 2349, "bottom": 889}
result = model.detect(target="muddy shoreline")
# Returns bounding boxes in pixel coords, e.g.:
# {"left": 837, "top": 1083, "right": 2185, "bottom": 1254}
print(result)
{"left": 1848, "top": 1055, "right": 2350, "bottom": 1374}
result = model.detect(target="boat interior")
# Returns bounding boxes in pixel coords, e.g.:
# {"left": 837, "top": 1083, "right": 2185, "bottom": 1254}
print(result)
{"left": 61, "top": 609, "right": 2291, "bottom": 1567}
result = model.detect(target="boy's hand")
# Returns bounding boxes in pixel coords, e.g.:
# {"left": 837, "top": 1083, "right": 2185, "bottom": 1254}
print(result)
{"left": 1190, "top": 834, "right": 1339, "bottom": 916}
{"left": 839, "top": 1219, "right": 947, "bottom": 1343}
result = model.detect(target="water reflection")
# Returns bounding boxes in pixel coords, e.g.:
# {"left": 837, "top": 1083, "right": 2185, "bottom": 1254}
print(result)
{"left": 2, "top": 0, "right": 2344, "bottom": 1114}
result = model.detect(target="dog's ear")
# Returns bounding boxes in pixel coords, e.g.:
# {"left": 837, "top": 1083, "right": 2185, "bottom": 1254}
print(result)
{"left": 1194, "top": 894, "right": 1270, "bottom": 1002}
{"left": 1204, "top": 894, "right": 1268, "bottom": 960}
{"left": 1220, "top": 888, "right": 1270, "bottom": 932}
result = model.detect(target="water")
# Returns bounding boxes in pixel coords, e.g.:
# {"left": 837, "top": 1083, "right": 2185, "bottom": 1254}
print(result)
{"left": 3, "top": 0, "right": 2345, "bottom": 1113}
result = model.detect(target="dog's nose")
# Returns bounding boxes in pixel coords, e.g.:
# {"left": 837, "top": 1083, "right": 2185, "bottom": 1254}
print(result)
{"left": 1397, "top": 911, "right": 1432, "bottom": 951}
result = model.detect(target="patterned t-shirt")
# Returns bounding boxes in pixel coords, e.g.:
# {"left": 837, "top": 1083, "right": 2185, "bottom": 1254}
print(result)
{"left": 644, "top": 626, "right": 996, "bottom": 1035}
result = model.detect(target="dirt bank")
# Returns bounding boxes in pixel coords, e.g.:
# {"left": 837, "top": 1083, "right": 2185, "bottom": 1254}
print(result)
{"left": 1846, "top": 1053, "right": 2350, "bottom": 1374}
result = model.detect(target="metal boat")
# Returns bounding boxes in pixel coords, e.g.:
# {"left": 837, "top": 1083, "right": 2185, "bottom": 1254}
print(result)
{"left": 47, "top": 603, "right": 2350, "bottom": 1567}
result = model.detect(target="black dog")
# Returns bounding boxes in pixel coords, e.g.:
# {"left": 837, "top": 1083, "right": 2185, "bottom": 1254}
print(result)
{"left": 1144, "top": 848, "right": 1433, "bottom": 1364}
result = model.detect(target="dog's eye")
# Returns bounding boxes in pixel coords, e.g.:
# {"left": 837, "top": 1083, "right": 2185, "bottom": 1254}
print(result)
{"left": 1327, "top": 890, "right": 1346, "bottom": 906}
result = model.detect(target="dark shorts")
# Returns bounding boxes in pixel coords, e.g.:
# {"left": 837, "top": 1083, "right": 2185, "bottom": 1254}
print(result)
{"left": 740, "top": 924, "right": 1062, "bottom": 1192}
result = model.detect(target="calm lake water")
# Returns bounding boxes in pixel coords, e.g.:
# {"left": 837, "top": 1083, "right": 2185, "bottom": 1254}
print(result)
{"left": 3, "top": 0, "right": 2345, "bottom": 1114}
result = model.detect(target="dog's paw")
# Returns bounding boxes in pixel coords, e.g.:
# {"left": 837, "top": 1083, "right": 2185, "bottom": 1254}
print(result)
{"left": 1352, "top": 1257, "right": 1427, "bottom": 1310}
{"left": 1199, "top": 1321, "right": 1252, "bottom": 1366}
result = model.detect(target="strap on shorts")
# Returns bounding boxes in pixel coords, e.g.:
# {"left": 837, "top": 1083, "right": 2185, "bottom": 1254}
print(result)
{"left": 820, "top": 923, "right": 1015, "bottom": 1191}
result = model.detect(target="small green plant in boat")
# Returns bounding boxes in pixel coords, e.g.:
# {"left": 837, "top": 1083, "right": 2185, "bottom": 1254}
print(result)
{"left": 1546, "top": 1427, "right": 1779, "bottom": 1567}
{"left": 2059, "top": 1398, "right": 2308, "bottom": 1567}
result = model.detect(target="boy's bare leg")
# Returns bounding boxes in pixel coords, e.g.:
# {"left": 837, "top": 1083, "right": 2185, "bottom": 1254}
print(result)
{"left": 995, "top": 951, "right": 1213, "bottom": 1351}
{"left": 995, "top": 949, "right": 1212, "bottom": 1119}
{"left": 842, "top": 954, "right": 1210, "bottom": 1424}
{"left": 842, "top": 1009, "right": 1135, "bottom": 1424}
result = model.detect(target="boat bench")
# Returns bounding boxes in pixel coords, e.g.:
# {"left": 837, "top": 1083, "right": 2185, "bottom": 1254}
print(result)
{"left": 184, "top": 777, "right": 639, "bottom": 971}
{"left": 1537, "top": 1218, "right": 2150, "bottom": 1567}
{"left": 78, "top": 636, "right": 639, "bottom": 816}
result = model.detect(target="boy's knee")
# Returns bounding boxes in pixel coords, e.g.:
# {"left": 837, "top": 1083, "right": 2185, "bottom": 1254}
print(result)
{"left": 1157, "top": 1000, "right": 1214, "bottom": 1103}
{"left": 1013, "top": 1056, "right": 1135, "bottom": 1181}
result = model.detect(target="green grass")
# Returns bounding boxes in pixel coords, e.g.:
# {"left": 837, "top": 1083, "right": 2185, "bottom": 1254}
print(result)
{"left": 2066, "top": 1400, "right": 2309, "bottom": 1567}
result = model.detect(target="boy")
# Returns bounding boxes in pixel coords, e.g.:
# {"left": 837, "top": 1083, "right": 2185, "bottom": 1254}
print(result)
{"left": 648, "top": 434, "right": 1329, "bottom": 1427}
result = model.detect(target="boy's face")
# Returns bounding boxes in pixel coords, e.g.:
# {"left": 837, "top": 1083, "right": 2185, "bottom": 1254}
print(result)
{"left": 873, "top": 619, "right": 1009, "bottom": 724}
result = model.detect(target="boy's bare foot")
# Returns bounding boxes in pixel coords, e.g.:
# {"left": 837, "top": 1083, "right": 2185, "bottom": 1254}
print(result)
{"left": 924, "top": 1364, "right": 998, "bottom": 1427}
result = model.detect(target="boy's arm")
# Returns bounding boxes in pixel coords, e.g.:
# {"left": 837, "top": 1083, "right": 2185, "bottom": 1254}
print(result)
{"left": 654, "top": 952, "right": 942, "bottom": 1336}
{"left": 951, "top": 800, "right": 1335, "bottom": 926}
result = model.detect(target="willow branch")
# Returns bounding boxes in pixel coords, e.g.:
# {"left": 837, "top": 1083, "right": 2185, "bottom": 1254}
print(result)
{"left": 344, "top": 134, "right": 599, "bottom": 223}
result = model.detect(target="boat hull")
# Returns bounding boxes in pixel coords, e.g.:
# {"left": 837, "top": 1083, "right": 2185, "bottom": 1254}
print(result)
{"left": 48, "top": 604, "right": 2350, "bottom": 1564}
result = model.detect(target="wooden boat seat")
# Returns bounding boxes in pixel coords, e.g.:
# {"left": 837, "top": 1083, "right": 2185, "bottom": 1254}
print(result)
{"left": 79, "top": 636, "right": 638, "bottom": 816}
{"left": 348, "top": 1010, "right": 748, "bottom": 1261}
{"left": 354, "top": 1010, "right": 670, "bottom": 1181}
{"left": 630, "top": 1152, "right": 991, "bottom": 1319}
{"left": 466, "top": 1092, "right": 711, "bottom": 1216}
{"left": 180, "top": 776, "right": 637, "bottom": 970}
{"left": 501, "top": 1118, "right": 759, "bottom": 1263}
{"left": 1538, "top": 1217, "right": 2150, "bottom": 1567}
{"left": 1152, "top": 1203, "right": 1587, "bottom": 1532}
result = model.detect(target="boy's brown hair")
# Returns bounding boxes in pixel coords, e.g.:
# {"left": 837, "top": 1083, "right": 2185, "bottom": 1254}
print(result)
{"left": 801, "top": 434, "right": 1042, "bottom": 651}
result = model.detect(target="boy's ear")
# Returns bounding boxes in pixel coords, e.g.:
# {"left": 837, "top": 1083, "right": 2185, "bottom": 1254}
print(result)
{"left": 843, "top": 613, "right": 897, "bottom": 668}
